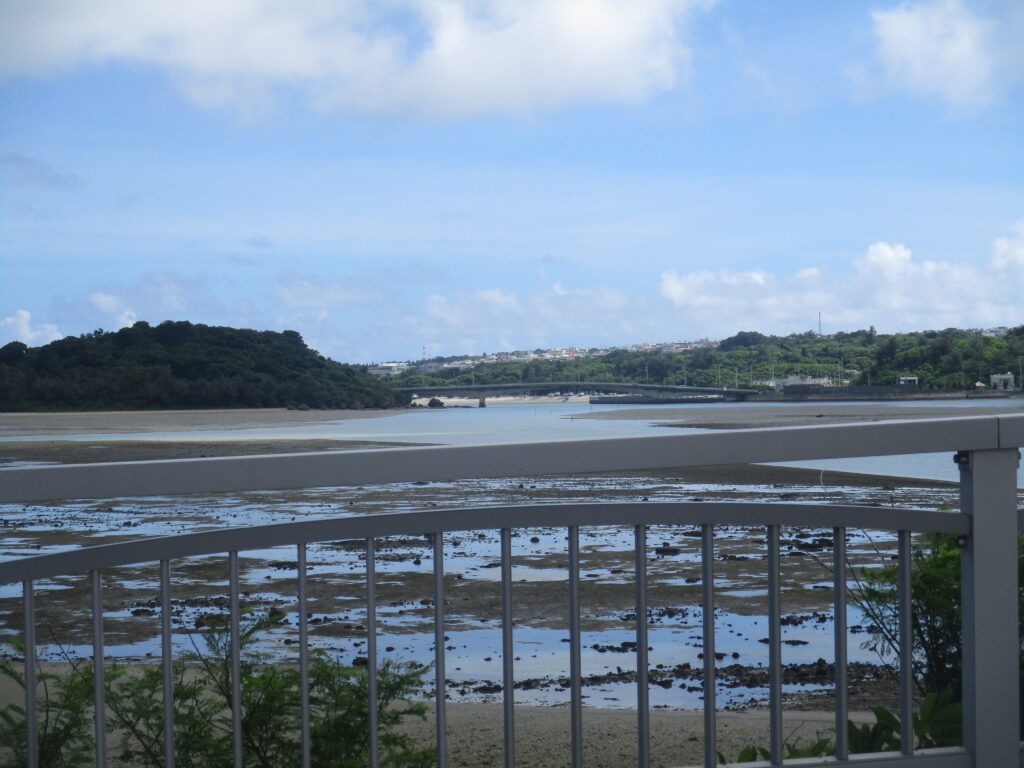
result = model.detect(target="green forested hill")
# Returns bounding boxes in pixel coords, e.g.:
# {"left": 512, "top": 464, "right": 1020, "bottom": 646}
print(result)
{"left": 0, "top": 321, "right": 408, "bottom": 411}
{"left": 396, "top": 326, "right": 1024, "bottom": 392}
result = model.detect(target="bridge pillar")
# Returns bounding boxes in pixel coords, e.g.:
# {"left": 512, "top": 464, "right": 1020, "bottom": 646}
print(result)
{"left": 478, "top": 397, "right": 486, "bottom": 408}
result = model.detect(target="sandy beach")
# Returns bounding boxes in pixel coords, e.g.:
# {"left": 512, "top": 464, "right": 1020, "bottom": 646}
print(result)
{"left": 395, "top": 702, "right": 870, "bottom": 767}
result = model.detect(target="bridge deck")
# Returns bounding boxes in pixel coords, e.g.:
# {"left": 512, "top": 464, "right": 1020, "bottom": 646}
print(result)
{"left": 395, "top": 380, "right": 755, "bottom": 399}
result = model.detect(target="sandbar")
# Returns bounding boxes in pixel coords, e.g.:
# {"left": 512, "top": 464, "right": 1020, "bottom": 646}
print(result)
{"left": 0, "top": 407, "right": 402, "bottom": 438}
{"left": 576, "top": 401, "right": 1022, "bottom": 430}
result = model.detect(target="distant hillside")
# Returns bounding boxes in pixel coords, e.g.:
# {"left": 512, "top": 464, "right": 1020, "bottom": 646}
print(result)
{"left": 0, "top": 321, "right": 409, "bottom": 411}
{"left": 394, "top": 326, "right": 1024, "bottom": 392}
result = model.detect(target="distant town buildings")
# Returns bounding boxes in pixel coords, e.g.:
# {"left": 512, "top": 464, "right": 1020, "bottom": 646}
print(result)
{"left": 754, "top": 374, "right": 837, "bottom": 392}
{"left": 367, "top": 332, "right": 1021, "bottom": 394}
{"left": 366, "top": 338, "right": 721, "bottom": 376}
{"left": 990, "top": 372, "right": 1016, "bottom": 390}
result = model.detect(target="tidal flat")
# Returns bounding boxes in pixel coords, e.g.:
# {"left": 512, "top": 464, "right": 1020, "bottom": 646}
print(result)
{"left": 4, "top": 405, "right": 1016, "bottom": 766}
{"left": 1, "top": 461, "right": 961, "bottom": 711}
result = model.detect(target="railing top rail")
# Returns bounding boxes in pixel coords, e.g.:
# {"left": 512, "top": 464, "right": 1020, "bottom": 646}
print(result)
{"left": 0, "top": 501, "right": 970, "bottom": 584}
{"left": 0, "top": 414, "right": 1021, "bottom": 503}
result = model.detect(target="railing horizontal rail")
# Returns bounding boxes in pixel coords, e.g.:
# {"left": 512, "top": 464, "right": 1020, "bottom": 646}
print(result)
{"left": 2, "top": 414, "right": 1021, "bottom": 503}
{"left": 0, "top": 501, "right": 969, "bottom": 584}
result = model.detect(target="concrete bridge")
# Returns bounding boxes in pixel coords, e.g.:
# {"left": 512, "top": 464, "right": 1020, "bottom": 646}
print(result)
{"left": 395, "top": 381, "right": 756, "bottom": 406}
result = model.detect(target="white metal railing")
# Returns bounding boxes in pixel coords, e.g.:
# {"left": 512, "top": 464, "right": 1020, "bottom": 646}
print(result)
{"left": 1, "top": 414, "right": 1022, "bottom": 768}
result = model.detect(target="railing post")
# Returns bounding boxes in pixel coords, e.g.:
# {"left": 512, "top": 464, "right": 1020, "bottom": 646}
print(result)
{"left": 958, "top": 448, "right": 1020, "bottom": 766}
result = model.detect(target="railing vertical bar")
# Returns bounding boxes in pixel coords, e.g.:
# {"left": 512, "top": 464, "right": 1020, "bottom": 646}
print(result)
{"left": 433, "top": 532, "right": 448, "bottom": 768}
{"left": 767, "top": 526, "right": 782, "bottom": 765}
{"left": 500, "top": 528, "right": 515, "bottom": 768}
{"left": 24, "top": 580, "right": 37, "bottom": 768}
{"left": 833, "top": 527, "right": 848, "bottom": 761}
{"left": 366, "top": 538, "right": 380, "bottom": 768}
{"left": 634, "top": 525, "right": 650, "bottom": 768}
{"left": 160, "top": 559, "right": 175, "bottom": 768}
{"left": 229, "top": 550, "right": 243, "bottom": 768}
{"left": 91, "top": 569, "right": 107, "bottom": 767}
{"left": 297, "top": 544, "right": 310, "bottom": 768}
{"left": 568, "top": 525, "right": 583, "bottom": 768}
{"left": 701, "top": 524, "right": 716, "bottom": 768}
{"left": 898, "top": 530, "right": 913, "bottom": 755}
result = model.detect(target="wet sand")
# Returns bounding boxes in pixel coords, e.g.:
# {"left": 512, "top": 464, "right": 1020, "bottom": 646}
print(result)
{"left": 576, "top": 401, "right": 1022, "bottom": 430}
{"left": 2, "top": 401, "right": 1018, "bottom": 467}
{"left": 0, "top": 407, "right": 400, "bottom": 438}
{"left": 0, "top": 438, "right": 423, "bottom": 464}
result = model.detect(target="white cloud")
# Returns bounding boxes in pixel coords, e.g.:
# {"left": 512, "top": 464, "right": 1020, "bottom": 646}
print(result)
{"left": 477, "top": 288, "right": 520, "bottom": 310}
{"left": 84, "top": 273, "right": 202, "bottom": 329}
{"left": 869, "top": 0, "right": 1001, "bottom": 107}
{"left": 415, "top": 282, "right": 638, "bottom": 355}
{"left": 659, "top": 223, "right": 1024, "bottom": 335}
{"left": 0, "top": 1, "right": 711, "bottom": 117}
{"left": 0, "top": 310, "right": 62, "bottom": 346}
{"left": 992, "top": 218, "right": 1024, "bottom": 269}
{"left": 659, "top": 268, "right": 772, "bottom": 308}
{"left": 89, "top": 291, "right": 137, "bottom": 328}
{"left": 854, "top": 242, "right": 915, "bottom": 280}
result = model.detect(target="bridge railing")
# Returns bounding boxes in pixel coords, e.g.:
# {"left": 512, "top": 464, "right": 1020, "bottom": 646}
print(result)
{"left": 1, "top": 414, "right": 1022, "bottom": 767}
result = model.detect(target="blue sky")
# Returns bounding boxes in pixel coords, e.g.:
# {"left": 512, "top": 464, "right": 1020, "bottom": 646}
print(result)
{"left": 1, "top": 0, "right": 1022, "bottom": 363}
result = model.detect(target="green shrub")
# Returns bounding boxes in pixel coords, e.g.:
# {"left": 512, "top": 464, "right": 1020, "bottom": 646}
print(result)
{"left": 853, "top": 532, "right": 964, "bottom": 699}
{"left": 0, "top": 613, "right": 433, "bottom": 768}
{"left": 0, "top": 648, "right": 93, "bottom": 768}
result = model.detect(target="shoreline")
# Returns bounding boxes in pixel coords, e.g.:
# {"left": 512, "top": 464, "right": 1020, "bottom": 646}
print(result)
{"left": 574, "top": 401, "right": 1023, "bottom": 429}
{"left": 0, "top": 406, "right": 403, "bottom": 438}
{"left": 0, "top": 438, "right": 426, "bottom": 465}
{"left": 0, "top": 438, "right": 956, "bottom": 489}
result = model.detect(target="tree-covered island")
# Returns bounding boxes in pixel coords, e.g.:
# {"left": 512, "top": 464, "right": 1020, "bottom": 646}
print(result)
{"left": 0, "top": 321, "right": 409, "bottom": 411}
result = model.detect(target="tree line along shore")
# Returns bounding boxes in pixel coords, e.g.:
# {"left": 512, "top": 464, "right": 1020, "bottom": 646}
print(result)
{"left": 1, "top": 321, "right": 1021, "bottom": 412}
{"left": 393, "top": 326, "right": 1024, "bottom": 393}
